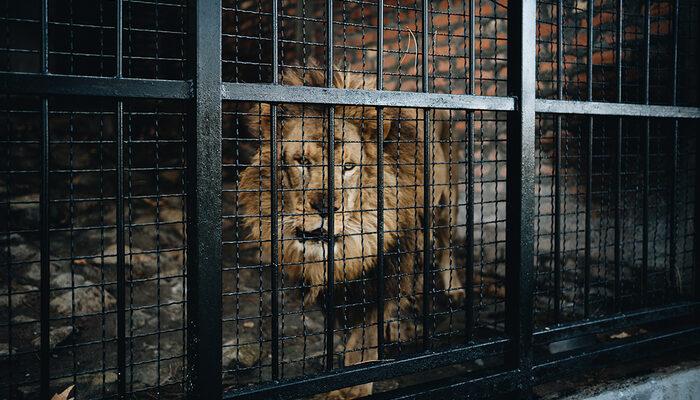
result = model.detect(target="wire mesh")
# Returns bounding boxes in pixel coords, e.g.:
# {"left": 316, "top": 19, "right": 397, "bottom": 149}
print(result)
{"left": 1, "top": 95, "right": 43, "bottom": 398}
{"left": 0, "top": 0, "right": 188, "bottom": 78}
{"left": 222, "top": 0, "right": 508, "bottom": 95}
{"left": 535, "top": 114, "right": 697, "bottom": 327}
{"left": 220, "top": 1, "right": 513, "bottom": 395}
{"left": 0, "top": 96, "right": 188, "bottom": 398}
{"left": 1, "top": 1, "right": 42, "bottom": 73}
{"left": 1, "top": 0, "right": 700, "bottom": 399}
{"left": 221, "top": 98, "right": 509, "bottom": 393}
{"left": 532, "top": 0, "right": 699, "bottom": 332}
{"left": 536, "top": 0, "right": 699, "bottom": 105}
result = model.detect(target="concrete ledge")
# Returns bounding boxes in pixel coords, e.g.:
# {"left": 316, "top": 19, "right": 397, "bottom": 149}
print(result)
{"left": 563, "top": 365, "right": 700, "bottom": 400}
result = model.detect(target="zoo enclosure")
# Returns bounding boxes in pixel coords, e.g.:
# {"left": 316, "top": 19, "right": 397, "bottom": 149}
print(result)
{"left": 1, "top": 0, "right": 700, "bottom": 399}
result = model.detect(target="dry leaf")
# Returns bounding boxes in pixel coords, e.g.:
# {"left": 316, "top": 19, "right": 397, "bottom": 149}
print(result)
{"left": 610, "top": 331, "right": 631, "bottom": 339}
{"left": 51, "top": 385, "right": 75, "bottom": 400}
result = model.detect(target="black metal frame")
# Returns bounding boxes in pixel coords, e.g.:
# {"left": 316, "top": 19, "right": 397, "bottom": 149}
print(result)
{"left": 2, "top": 0, "right": 700, "bottom": 399}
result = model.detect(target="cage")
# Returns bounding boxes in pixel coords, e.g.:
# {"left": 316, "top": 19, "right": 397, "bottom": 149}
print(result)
{"left": 1, "top": 0, "right": 699, "bottom": 399}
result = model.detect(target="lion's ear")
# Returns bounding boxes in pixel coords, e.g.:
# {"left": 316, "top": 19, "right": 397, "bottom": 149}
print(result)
{"left": 244, "top": 103, "right": 272, "bottom": 138}
{"left": 333, "top": 70, "right": 377, "bottom": 90}
{"left": 372, "top": 108, "right": 396, "bottom": 141}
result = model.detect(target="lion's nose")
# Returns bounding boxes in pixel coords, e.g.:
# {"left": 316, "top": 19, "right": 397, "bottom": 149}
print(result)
{"left": 295, "top": 227, "right": 327, "bottom": 242}
{"left": 310, "top": 196, "right": 339, "bottom": 219}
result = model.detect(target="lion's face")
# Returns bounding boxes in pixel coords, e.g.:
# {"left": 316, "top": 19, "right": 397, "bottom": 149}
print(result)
{"left": 277, "top": 113, "right": 368, "bottom": 260}
{"left": 237, "top": 69, "right": 396, "bottom": 289}
{"left": 238, "top": 100, "right": 389, "bottom": 275}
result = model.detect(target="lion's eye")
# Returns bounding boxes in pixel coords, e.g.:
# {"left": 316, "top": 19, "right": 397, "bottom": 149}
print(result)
{"left": 295, "top": 156, "right": 311, "bottom": 167}
{"left": 343, "top": 163, "right": 356, "bottom": 171}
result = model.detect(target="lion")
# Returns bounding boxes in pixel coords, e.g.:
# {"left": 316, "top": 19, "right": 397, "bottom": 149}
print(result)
{"left": 237, "top": 66, "right": 464, "bottom": 398}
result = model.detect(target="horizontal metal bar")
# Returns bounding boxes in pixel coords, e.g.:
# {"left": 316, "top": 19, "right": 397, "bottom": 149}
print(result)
{"left": 535, "top": 99, "right": 700, "bottom": 119}
{"left": 5, "top": 74, "right": 700, "bottom": 119}
{"left": 366, "top": 368, "right": 522, "bottom": 400}
{"left": 223, "top": 339, "right": 509, "bottom": 400}
{"left": 222, "top": 82, "right": 516, "bottom": 110}
{"left": 533, "top": 326, "right": 700, "bottom": 384}
{"left": 533, "top": 302, "right": 699, "bottom": 345}
{"left": 1, "top": 72, "right": 192, "bottom": 99}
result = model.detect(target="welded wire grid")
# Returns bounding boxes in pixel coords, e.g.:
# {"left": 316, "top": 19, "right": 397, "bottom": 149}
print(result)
{"left": 2, "top": 0, "right": 700, "bottom": 399}
{"left": 1, "top": 1, "right": 41, "bottom": 73}
{"left": 537, "top": 0, "right": 699, "bottom": 104}
{"left": 220, "top": 0, "right": 511, "bottom": 393}
{"left": 0, "top": 0, "right": 187, "bottom": 78}
{"left": 1, "top": 0, "right": 189, "bottom": 398}
{"left": 0, "top": 98, "right": 188, "bottom": 398}
{"left": 534, "top": 0, "right": 699, "bottom": 328}
{"left": 534, "top": 114, "right": 588, "bottom": 325}
{"left": 221, "top": 103, "right": 509, "bottom": 391}
{"left": 123, "top": 0, "right": 188, "bottom": 80}
{"left": 122, "top": 100, "right": 188, "bottom": 397}
{"left": 536, "top": 0, "right": 589, "bottom": 100}
{"left": 222, "top": 0, "right": 509, "bottom": 94}
{"left": 1, "top": 95, "right": 43, "bottom": 397}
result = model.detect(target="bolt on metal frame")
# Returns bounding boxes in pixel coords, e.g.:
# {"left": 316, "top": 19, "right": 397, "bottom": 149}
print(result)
{"left": 1, "top": 0, "right": 700, "bottom": 399}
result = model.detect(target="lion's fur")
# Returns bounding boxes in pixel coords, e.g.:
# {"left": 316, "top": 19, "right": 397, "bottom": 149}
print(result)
{"left": 236, "top": 66, "right": 462, "bottom": 398}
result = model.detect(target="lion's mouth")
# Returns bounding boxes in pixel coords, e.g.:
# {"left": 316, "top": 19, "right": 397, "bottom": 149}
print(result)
{"left": 294, "top": 227, "right": 339, "bottom": 243}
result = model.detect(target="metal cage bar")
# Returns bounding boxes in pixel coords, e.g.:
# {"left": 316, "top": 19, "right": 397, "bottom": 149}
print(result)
{"left": 533, "top": 326, "right": 700, "bottom": 383}
{"left": 224, "top": 339, "right": 509, "bottom": 400}
{"left": 584, "top": 0, "right": 594, "bottom": 318}
{"left": 0, "top": 73, "right": 192, "bottom": 99}
{"left": 421, "top": 0, "right": 432, "bottom": 351}
{"left": 221, "top": 82, "right": 517, "bottom": 110}
{"left": 269, "top": 0, "right": 280, "bottom": 381}
{"left": 39, "top": 1, "right": 50, "bottom": 398}
{"left": 553, "top": 0, "right": 564, "bottom": 324}
{"left": 696, "top": 139, "right": 700, "bottom": 303}
{"left": 641, "top": 0, "right": 651, "bottom": 305}
{"left": 669, "top": 0, "right": 680, "bottom": 297}
{"left": 533, "top": 302, "right": 698, "bottom": 344}
{"left": 186, "top": 0, "right": 223, "bottom": 398}
{"left": 464, "top": 0, "right": 476, "bottom": 342}
{"left": 115, "top": 1, "right": 127, "bottom": 397}
{"left": 376, "top": 0, "right": 386, "bottom": 360}
{"left": 533, "top": 100, "right": 700, "bottom": 118}
{"left": 2, "top": 0, "right": 700, "bottom": 399}
{"left": 116, "top": 100, "right": 126, "bottom": 400}
{"left": 614, "top": 0, "right": 623, "bottom": 312}
{"left": 505, "top": 0, "right": 537, "bottom": 396}
{"left": 324, "top": 0, "right": 336, "bottom": 372}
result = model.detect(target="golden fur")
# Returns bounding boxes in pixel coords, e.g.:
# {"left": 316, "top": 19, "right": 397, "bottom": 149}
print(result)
{"left": 237, "top": 67, "right": 463, "bottom": 398}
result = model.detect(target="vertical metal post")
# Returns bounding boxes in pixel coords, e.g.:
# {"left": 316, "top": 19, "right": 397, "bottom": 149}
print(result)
{"left": 669, "top": 0, "right": 679, "bottom": 297}
{"left": 270, "top": 0, "right": 280, "bottom": 381}
{"left": 584, "top": 0, "right": 593, "bottom": 317}
{"left": 116, "top": 107, "right": 126, "bottom": 397}
{"left": 641, "top": 0, "right": 651, "bottom": 306}
{"left": 465, "top": 0, "right": 476, "bottom": 341}
{"left": 421, "top": 0, "right": 432, "bottom": 351}
{"left": 376, "top": 0, "right": 386, "bottom": 360}
{"left": 554, "top": 0, "right": 563, "bottom": 323}
{"left": 696, "top": 128, "right": 700, "bottom": 303}
{"left": 614, "top": 0, "right": 623, "bottom": 311}
{"left": 39, "top": 0, "right": 50, "bottom": 397}
{"left": 115, "top": 1, "right": 126, "bottom": 397}
{"left": 186, "top": 0, "right": 223, "bottom": 398}
{"left": 325, "top": 0, "right": 336, "bottom": 371}
{"left": 506, "top": 0, "right": 536, "bottom": 396}
{"left": 695, "top": 4, "right": 700, "bottom": 305}
{"left": 696, "top": 132, "right": 700, "bottom": 303}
